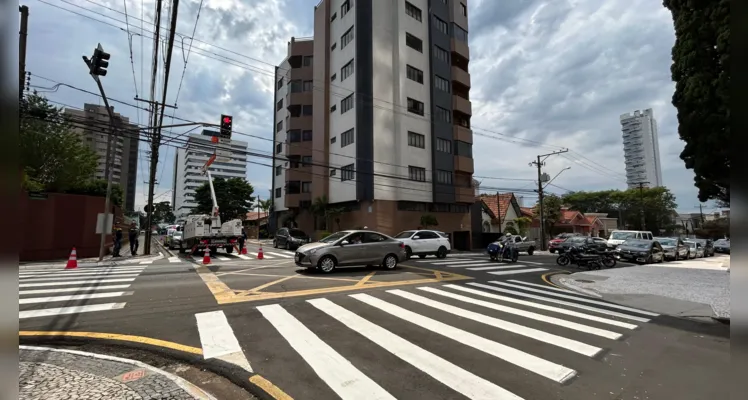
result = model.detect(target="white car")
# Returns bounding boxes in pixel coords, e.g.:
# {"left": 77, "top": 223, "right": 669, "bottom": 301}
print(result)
{"left": 393, "top": 230, "right": 451, "bottom": 259}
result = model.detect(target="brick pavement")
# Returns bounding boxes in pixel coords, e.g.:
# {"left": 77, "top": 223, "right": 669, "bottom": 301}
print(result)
{"left": 19, "top": 346, "right": 216, "bottom": 400}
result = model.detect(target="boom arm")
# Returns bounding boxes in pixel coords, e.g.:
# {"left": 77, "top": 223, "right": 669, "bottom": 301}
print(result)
{"left": 206, "top": 170, "right": 219, "bottom": 217}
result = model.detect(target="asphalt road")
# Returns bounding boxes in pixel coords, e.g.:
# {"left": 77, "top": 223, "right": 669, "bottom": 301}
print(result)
{"left": 19, "top": 243, "right": 730, "bottom": 400}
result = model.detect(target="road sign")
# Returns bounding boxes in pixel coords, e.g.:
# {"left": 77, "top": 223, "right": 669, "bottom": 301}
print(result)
{"left": 215, "top": 137, "right": 232, "bottom": 162}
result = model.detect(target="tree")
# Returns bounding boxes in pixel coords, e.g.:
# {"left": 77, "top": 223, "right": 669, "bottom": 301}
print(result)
{"left": 663, "top": 0, "right": 730, "bottom": 205}
{"left": 513, "top": 216, "right": 533, "bottom": 236}
{"left": 420, "top": 214, "right": 439, "bottom": 229}
{"left": 503, "top": 222, "right": 519, "bottom": 235}
{"left": 694, "top": 218, "right": 729, "bottom": 239}
{"left": 310, "top": 195, "right": 344, "bottom": 231}
{"left": 563, "top": 188, "right": 678, "bottom": 232}
{"left": 532, "top": 194, "right": 563, "bottom": 239}
{"left": 193, "top": 177, "right": 255, "bottom": 223}
{"left": 20, "top": 93, "right": 99, "bottom": 192}
{"left": 66, "top": 179, "right": 123, "bottom": 207}
{"left": 256, "top": 198, "right": 272, "bottom": 213}
{"left": 154, "top": 201, "right": 176, "bottom": 224}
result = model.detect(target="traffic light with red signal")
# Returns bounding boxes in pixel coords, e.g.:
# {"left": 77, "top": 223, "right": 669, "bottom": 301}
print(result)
{"left": 220, "top": 114, "right": 233, "bottom": 139}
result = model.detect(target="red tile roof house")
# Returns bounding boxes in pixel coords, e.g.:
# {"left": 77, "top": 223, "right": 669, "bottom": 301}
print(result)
{"left": 479, "top": 193, "right": 522, "bottom": 233}
{"left": 519, "top": 207, "right": 605, "bottom": 243}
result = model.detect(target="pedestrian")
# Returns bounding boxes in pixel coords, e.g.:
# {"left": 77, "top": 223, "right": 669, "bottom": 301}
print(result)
{"left": 238, "top": 232, "right": 245, "bottom": 254}
{"left": 113, "top": 227, "right": 123, "bottom": 257}
{"left": 129, "top": 223, "right": 139, "bottom": 256}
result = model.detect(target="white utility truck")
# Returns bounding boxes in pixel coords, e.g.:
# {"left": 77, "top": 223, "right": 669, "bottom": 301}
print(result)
{"left": 178, "top": 155, "right": 243, "bottom": 255}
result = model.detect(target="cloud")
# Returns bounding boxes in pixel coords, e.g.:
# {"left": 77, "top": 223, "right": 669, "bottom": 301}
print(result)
{"left": 27, "top": 0, "right": 721, "bottom": 215}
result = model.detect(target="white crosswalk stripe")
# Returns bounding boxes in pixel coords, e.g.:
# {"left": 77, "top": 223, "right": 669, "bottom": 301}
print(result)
{"left": 18, "top": 265, "right": 148, "bottom": 319}
{"left": 256, "top": 281, "right": 660, "bottom": 398}
{"left": 265, "top": 252, "right": 293, "bottom": 258}
{"left": 417, "top": 257, "right": 552, "bottom": 276}
{"left": 488, "top": 268, "right": 549, "bottom": 276}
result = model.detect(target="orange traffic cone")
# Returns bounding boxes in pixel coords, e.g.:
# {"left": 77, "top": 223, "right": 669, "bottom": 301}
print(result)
{"left": 65, "top": 247, "right": 78, "bottom": 269}
{"left": 241, "top": 246, "right": 247, "bottom": 255}
{"left": 202, "top": 247, "right": 211, "bottom": 265}
{"left": 257, "top": 245, "right": 264, "bottom": 260}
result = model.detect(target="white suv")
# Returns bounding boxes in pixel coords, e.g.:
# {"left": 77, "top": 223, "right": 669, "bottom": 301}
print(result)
{"left": 394, "top": 230, "right": 452, "bottom": 259}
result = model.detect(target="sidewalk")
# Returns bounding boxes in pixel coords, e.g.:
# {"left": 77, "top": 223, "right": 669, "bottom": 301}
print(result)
{"left": 19, "top": 346, "right": 216, "bottom": 400}
{"left": 19, "top": 235, "right": 164, "bottom": 270}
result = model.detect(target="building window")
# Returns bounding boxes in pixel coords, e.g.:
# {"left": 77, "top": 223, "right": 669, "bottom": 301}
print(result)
{"left": 408, "top": 131, "right": 425, "bottom": 148}
{"left": 409, "top": 166, "right": 426, "bottom": 182}
{"left": 341, "top": 26, "right": 354, "bottom": 49}
{"left": 302, "top": 130, "right": 313, "bottom": 141}
{"left": 453, "top": 23, "right": 468, "bottom": 42}
{"left": 434, "top": 45, "right": 449, "bottom": 63}
{"left": 288, "top": 156, "right": 300, "bottom": 168}
{"left": 330, "top": 104, "right": 337, "bottom": 113}
{"left": 460, "top": 2, "right": 467, "bottom": 16}
{"left": 434, "top": 75, "right": 450, "bottom": 92}
{"left": 275, "top": 187, "right": 282, "bottom": 198}
{"left": 276, "top": 121, "right": 283, "bottom": 132}
{"left": 341, "top": 0, "right": 351, "bottom": 16}
{"left": 436, "top": 138, "right": 452, "bottom": 153}
{"left": 436, "top": 170, "right": 453, "bottom": 184}
{"left": 455, "top": 140, "right": 473, "bottom": 157}
{"left": 341, "top": 59, "right": 354, "bottom": 81}
{"left": 302, "top": 155, "right": 313, "bottom": 166}
{"left": 435, "top": 106, "right": 451, "bottom": 123}
{"left": 302, "top": 182, "right": 312, "bottom": 193}
{"left": 331, "top": 12, "right": 337, "bottom": 22}
{"left": 341, "top": 128, "right": 354, "bottom": 147}
{"left": 432, "top": 15, "right": 448, "bottom": 34}
{"left": 303, "top": 80, "right": 313, "bottom": 91}
{"left": 276, "top": 79, "right": 283, "bottom": 90}
{"left": 275, "top": 143, "right": 282, "bottom": 153}
{"left": 341, "top": 164, "right": 355, "bottom": 181}
{"left": 289, "top": 80, "right": 302, "bottom": 93}
{"left": 275, "top": 165, "right": 282, "bottom": 176}
{"left": 330, "top": 136, "right": 337, "bottom": 144}
{"left": 331, "top": 42, "right": 337, "bottom": 51}
{"left": 405, "top": 33, "right": 423, "bottom": 52}
{"left": 287, "top": 181, "right": 301, "bottom": 194}
{"left": 331, "top": 73, "right": 337, "bottom": 82}
{"left": 406, "top": 65, "right": 423, "bottom": 84}
{"left": 288, "top": 130, "right": 301, "bottom": 142}
{"left": 405, "top": 1, "right": 422, "bottom": 21}
{"left": 407, "top": 98, "right": 424, "bottom": 116}
{"left": 341, "top": 94, "right": 354, "bottom": 114}
{"left": 302, "top": 105, "right": 313, "bottom": 116}
{"left": 303, "top": 55, "right": 313, "bottom": 67}
{"left": 276, "top": 99, "right": 283, "bottom": 111}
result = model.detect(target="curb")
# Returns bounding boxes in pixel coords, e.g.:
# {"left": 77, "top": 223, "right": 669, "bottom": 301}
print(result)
{"left": 550, "top": 274, "right": 604, "bottom": 298}
{"left": 20, "top": 345, "right": 217, "bottom": 400}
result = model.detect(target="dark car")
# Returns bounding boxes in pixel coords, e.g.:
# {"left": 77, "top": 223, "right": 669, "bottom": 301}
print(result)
{"left": 654, "top": 237, "right": 689, "bottom": 261}
{"left": 615, "top": 239, "right": 665, "bottom": 264}
{"left": 557, "top": 236, "right": 609, "bottom": 253}
{"left": 691, "top": 239, "right": 715, "bottom": 257}
{"left": 273, "top": 228, "right": 310, "bottom": 250}
{"left": 548, "top": 233, "right": 582, "bottom": 253}
{"left": 714, "top": 239, "right": 730, "bottom": 254}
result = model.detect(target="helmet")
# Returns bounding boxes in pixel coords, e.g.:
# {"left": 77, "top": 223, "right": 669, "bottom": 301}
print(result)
{"left": 505, "top": 233, "right": 512, "bottom": 237}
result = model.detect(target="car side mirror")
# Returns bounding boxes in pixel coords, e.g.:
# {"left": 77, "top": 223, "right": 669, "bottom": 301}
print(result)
{"left": 412, "top": 236, "right": 420, "bottom": 240}
{"left": 340, "top": 240, "right": 349, "bottom": 246}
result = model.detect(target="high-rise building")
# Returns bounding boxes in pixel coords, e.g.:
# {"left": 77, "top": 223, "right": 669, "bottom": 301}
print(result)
{"left": 620, "top": 108, "right": 663, "bottom": 188}
{"left": 172, "top": 130, "right": 248, "bottom": 219}
{"left": 65, "top": 103, "right": 139, "bottom": 212}
{"left": 271, "top": 0, "right": 475, "bottom": 248}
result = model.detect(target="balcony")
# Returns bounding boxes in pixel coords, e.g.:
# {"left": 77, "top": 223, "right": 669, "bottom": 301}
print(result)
{"left": 452, "top": 95, "right": 472, "bottom": 116}
{"left": 451, "top": 66, "right": 471, "bottom": 88}
{"left": 288, "top": 115, "right": 313, "bottom": 130}
{"left": 451, "top": 38, "right": 469, "bottom": 60}
{"left": 453, "top": 125, "right": 473, "bottom": 144}
{"left": 285, "top": 192, "right": 312, "bottom": 208}
{"left": 285, "top": 166, "right": 313, "bottom": 182}
{"left": 286, "top": 141, "right": 313, "bottom": 157}
{"left": 454, "top": 155, "right": 474, "bottom": 174}
{"left": 455, "top": 186, "right": 475, "bottom": 204}
{"left": 287, "top": 91, "right": 313, "bottom": 106}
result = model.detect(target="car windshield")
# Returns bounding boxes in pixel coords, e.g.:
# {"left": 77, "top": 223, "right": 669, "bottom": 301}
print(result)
{"left": 715, "top": 239, "right": 729, "bottom": 246}
{"left": 319, "top": 231, "right": 351, "bottom": 243}
{"left": 610, "top": 232, "right": 637, "bottom": 240}
{"left": 657, "top": 238, "right": 676, "bottom": 246}
{"left": 556, "top": 233, "right": 574, "bottom": 239}
{"left": 289, "top": 229, "right": 307, "bottom": 238}
{"left": 624, "top": 240, "right": 651, "bottom": 248}
{"left": 693, "top": 239, "right": 706, "bottom": 244}
{"left": 394, "top": 231, "right": 416, "bottom": 239}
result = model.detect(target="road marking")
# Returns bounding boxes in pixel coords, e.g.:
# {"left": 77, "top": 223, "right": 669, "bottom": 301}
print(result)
{"left": 20, "top": 278, "right": 137, "bottom": 288}
{"left": 416, "top": 258, "right": 471, "bottom": 263}
{"left": 489, "top": 281, "right": 659, "bottom": 316}
{"left": 19, "top": 284, "right": 132, "bottom": 296}
{"left": 20, "top": 273, "right": 140, "bottom": 282}
{"left": 237, "top": 254, "right": 251, "bottom": 260}
{"left": 466, "top": 283, "right": 651, "bottom": 322}
{"left": 450, "top": 263, "right": 496, "bottom": 269}
{"left": 139, "top": 260, "right": 154, "bottom": 265}
{"left": 350, "top": 293, "right": 577, "bottom": 383}
{"left": 168, "top": 256, "right": 181, "bottom": 263}
{"left": 19, "top": 303, "right": 127, "bottom": 319}
{"left": 19, "top": 331, "right": 203, "bottom": 355}
{"left": 488, "top": 268, "right": 548, "bottom": 276}
{"left": 257, "top": 303, "right": 395, "bottom": 400}
{"left": 468, "top": 265, "right": 533, "bottom": 271}
{"left": 410, "top": 287, "right": 622, "bottom": 340}
{"left": 430, "top": 260, "right": 484, "bottom": 265}
{"left": 266, "top": 252, "right": 293, "bottom": 258}
{"left": 519, "top": 261, "right": 545, "bottom": 265}
{"left": 18, "top": 266, "right": 146, "bottom": 276}
{"left": 541, "top": 271, "right": 569, "bottom": 289}
{"left": 249, "top": 375, "right": 294, "bottom": 400}
{"left": 248, "top": 252, "right": 275, "bottom": 259}
{"left": 441, "top": 285, "right": 638, "bottom": 330}
{"left": 508, "top": 280, "right": 595, "bottom": 297}
{"left": 19, "top": 270, "right": 144, "bottom": 279}
{"left": 216, "top": 257, "right": 230, "bottom": 261}
{"left": 19, "top": 291, "right": 134, "bottom": 305}
{"left": 195, "top": 310, "right": 253, "bottom": 372}
{"left": 309, "top": 298, "right": 523, "bottom": 400}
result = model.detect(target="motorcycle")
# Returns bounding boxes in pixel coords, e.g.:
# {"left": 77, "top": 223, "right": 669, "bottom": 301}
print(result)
{"left": 487, "top": 240, "right": 519, "bottom": 263}
{"left": 555, "top": 245, "right": 604, "bottom": 270}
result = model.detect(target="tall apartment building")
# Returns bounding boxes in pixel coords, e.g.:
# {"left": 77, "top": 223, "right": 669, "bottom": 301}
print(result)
{"left": 172, "top": 130, "right": 248, "bottom": 219}
{"left": 65, "top": 103, "right": 139, "bottom": 211}
{"left": 272, "top": 0, "right": 475, "bottom": 249}
{"left": 620, "top": 108, "right": 663, "bottom": 189}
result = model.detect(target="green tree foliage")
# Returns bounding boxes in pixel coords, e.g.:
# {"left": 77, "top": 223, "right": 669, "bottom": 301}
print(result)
{"left": 154, "top": 201, "right": 176, "bottom": 224}
{"left": 20, "top": 93, "right": 99, "bottom": 192}
{"left": 694, "top": 218, "right": 729, "bottom": 239}
{"left": 66, "top": 179, "right": 123, "bottom": 207}
{"left": 532, "top": 194, "right": 563, "bottom": 239}
{"left": 420, "top": 214, "right": 439, "bottom": 229}
{"left": 513, "top": 216, "right": 533, "bottom": 236}
{"left": 193, "top": 177, "right": 255, "bottom": 222}
{"left": 663, "top": 0, "right": 730, "bottom": 205}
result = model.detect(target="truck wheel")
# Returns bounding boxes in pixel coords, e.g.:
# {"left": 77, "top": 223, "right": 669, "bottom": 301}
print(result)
{"left": 210, "top": 246, "right": 218, "bottom": 256}
{"left": 527, "top": 247, "right": 535, "bottom": 256}
{"left": 225, "top": 246, "right": 233, "bottom": 254}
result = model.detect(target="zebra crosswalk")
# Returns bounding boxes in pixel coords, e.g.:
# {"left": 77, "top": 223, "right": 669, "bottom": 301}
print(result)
{"left": 18, "top": 265, "right": 147, "bottom": 319}
{"left": 251, "top": 280, "right": 659, "bottom": 399}
{"left": 415, "top": 256, "right": 549, "bottom": 276}
{"left": 186, "top": 248, "right": 295, "bottom": 263}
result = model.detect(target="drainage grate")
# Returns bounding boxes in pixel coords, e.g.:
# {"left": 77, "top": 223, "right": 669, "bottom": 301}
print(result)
{"left": 574, "top": 279, "right": 595, "bottom": 283}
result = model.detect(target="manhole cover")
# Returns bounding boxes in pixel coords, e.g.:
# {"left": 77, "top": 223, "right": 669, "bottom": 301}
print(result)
{"left": 575, "top": 279, "right": 595, "bottom": 283}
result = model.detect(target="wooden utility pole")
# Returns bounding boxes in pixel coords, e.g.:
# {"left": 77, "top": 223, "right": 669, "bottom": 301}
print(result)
{"left": 530, "top": 149, "right": 568, "bottom": 250}
{"left": 635, "top": 182, "right": 649, "bottom": 230}
{"left": 19, "top": 5, "right": 29, "bottom": 100}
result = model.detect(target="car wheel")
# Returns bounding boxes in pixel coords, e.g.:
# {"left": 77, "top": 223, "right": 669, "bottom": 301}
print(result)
{"left": 405, "top": 246, "right": 413, "bottom": 259}
{"left": 225, "top": 246, "right": 233, "bottom": 254}
{"left": 382, "top": 254, "right": 398, "bottom": 270}
{"left": 549, "top": 249, "right": 556, "bottom": 254}
{"left": 273, "top": 240, "right": 277, "bottom": 248}
{"left": 527, "top": 247, "right": 535, "bottom": 256}
{"left": 285, "top": 241, "right": 290, "bottom": 250}
{"left": 436, "top": 246, "right": 448, "bottom": 259}
{"left": 317, "top": 256, "right": 337, "bottom": 273}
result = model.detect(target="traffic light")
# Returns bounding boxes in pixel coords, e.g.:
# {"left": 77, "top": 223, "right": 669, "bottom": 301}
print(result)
{"left": 90, "top": 44, "right": 111, "bottom": 76}
{"left": 220, "top": 114, "right": 233, "bottom": 139}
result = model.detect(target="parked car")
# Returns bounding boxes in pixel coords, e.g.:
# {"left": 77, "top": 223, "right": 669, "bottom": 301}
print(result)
{"left": 684, "top": 241, "right": 704, "bottom": 258}
{"left": 548, "top": 233, "right": 582, "bottom": 253}
{"left": 714, "top": 239, "right": 730, "bottom": 254}
{"left": 654, "top": 237, "right": 689, "bottom": 261}
{"left": 615, "top": 239, "right": 665, "bottom": 264}
{"left": 273, "top": 228, "right": 311, "bottom": 250}
{"left": 502, "top": 235, "right": 537, "bottom": 255}
{"left": 691, "top": 239, "right": 715, "bottom": 257}
{"left": 168, "top": 231, "right": 183, "bottom": 250}
{"left": 557, "top": 236, "right": 609, "bottom": 253}
{"left": 607, "top": 230, "right": 654, "bottom": 248}
{"left": 394, "top": 230, "right": 451, "bottom": 259}
{"left": 294, "top": 230, "right": 407, "bottom": 273}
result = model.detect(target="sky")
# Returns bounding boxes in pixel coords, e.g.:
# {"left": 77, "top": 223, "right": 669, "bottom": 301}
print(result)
{"left": 23, "top": 0, "right": 724, "bottom": 215}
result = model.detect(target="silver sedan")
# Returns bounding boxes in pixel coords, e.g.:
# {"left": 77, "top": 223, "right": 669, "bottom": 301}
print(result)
{"left": 294, "top": 230, "right": 407, "bottom": 273}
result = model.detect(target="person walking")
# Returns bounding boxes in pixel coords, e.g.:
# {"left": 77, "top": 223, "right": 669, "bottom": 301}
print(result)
{"left": 113, "top": 227, "right": 123, "bottom": 257}
{"left": 238, "top": 231, "right": 246, "bottom": 254}
{"left": 129, "top": 223, "right": 139, "bottom": 256}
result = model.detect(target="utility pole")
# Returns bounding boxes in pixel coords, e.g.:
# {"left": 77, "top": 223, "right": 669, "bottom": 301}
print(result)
{"left": 635, "top": 181, "right": 649, "bottom": 230}
{"left": 530, "top": 149, "right": 569, "bottom": 250}
{"left": 698, "top": 203, "right": 705, "bottom": 225}
{"left": 19, "top": 5, "right": 29, "bottom": 100}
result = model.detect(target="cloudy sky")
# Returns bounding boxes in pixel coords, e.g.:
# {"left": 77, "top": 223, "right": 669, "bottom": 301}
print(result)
{"left": 23, "top": 0, "right": 721, "bottom": 214}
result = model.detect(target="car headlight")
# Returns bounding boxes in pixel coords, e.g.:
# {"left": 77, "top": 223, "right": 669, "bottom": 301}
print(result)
{"left": 309, "top": 248, "right": 319, "bottom": 255}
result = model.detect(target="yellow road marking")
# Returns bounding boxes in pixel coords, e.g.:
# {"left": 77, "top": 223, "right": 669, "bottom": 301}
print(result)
{"left": 541, "top": 271, "right": 570, "bottom": 289}
{"left": 249, "top": 375, "right": 293, "bottom": 400}
{"left": 354, "top": 271, "right": 377, "bottom": 287}
{"left": 247, "top": 276, "right": 297, "bottom": 293}
{"left": 19, "top": 331, "right": 203, "bottom": 355}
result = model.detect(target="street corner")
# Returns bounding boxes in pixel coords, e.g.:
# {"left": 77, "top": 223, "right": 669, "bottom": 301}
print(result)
{"left": 193, "top": 260, "right": 473, "bottom": 304}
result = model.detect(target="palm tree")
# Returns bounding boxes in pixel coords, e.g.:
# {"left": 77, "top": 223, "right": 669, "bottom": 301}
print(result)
{"left": 310, "top": 195, "right": 329, "bottom": 230}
